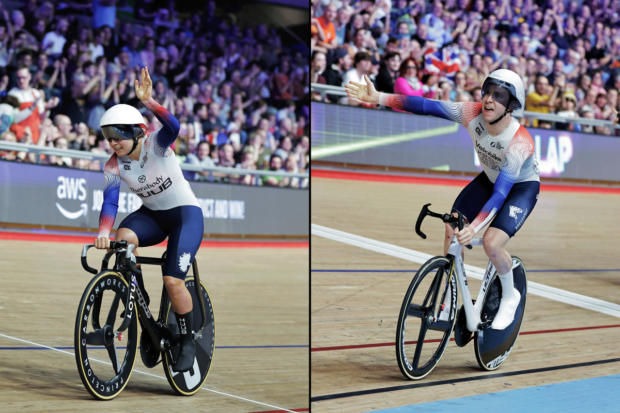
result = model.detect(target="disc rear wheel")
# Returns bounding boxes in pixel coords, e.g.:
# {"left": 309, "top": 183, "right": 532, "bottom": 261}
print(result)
{"left": 474, "top": 256, "right": 527, "bottom": 371}
{"left": 161, "top": 277, "right": 215, "bottom": 396}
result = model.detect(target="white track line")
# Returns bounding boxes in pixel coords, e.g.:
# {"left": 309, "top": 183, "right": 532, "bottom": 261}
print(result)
{"left": 0, "top": 332, "right": 297, "bottom": 413}
{"left": 312, "top": 223, "right": 620, "bottom": 318}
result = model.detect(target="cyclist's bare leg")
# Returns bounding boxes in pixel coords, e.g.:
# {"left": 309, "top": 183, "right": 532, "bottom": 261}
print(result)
{"left": 483, "top": 227, "right": 519, "bottom": 329}
{"left": 115, "top": 228, "right": 148, "bottom": 304}
{"left": 482, "top": 228, "right": 511, "bottom": 274}
{"left": 163, "top": 276, "right": 193, "bottom": 314}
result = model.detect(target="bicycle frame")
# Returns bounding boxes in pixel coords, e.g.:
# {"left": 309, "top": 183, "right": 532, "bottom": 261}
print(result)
{"left": 446, "top": 237, "right": 496, "bottom": 333}
{"left": 81, "top": 243, "right": 207, "bottom": 354}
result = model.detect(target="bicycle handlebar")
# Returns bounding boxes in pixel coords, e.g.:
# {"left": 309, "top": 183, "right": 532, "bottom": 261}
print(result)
{"left": 81, "top": 244, "right": 98, "bottom": 274}
{"left": 415, "top": 203, "right": 472, "bottom": 250}
{"left": 81, "top": 241, "right": 142, "bottom": 275}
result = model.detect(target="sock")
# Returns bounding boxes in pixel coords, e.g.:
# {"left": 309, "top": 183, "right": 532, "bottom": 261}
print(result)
{"left": 498, "top": 269, "right": 515, "bottom": 300}
{"left": 174, "top": 310, "right": 194, "bottom": 345}
{"left": 173, "top": 310, "right": 195, "bottom": 371}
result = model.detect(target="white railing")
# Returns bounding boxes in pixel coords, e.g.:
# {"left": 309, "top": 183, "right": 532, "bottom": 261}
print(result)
{"left": 0, "top": 141, "right": 309, "bottom": 179}
{"left": 311, "top": 83, "right": 620, "bottom": 130}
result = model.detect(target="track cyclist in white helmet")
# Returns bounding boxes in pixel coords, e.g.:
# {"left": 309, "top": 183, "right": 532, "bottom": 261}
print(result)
{"left": 346, "top": 69, "right": 540, "bottom": 330}
{"left": 94, "top": 68, "right": 202, "bottom": 371}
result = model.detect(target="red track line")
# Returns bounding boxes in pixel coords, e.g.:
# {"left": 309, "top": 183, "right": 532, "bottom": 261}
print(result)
{"left": 311, "top": 324, "right": 620, "bottom": 352}
{"left": 0, "top": 231, "right": 308, "bottom": 248}
{"left": 247, "top": 409, "right": 309, "bottom": 413}
{"left": 312, "top": 169, "right": 468, "bottom": 187}
{"left": 312, "top": 169, "right": 620, "bottom": 194}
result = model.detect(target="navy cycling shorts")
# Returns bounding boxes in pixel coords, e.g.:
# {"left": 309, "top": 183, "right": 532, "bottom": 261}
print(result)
{"left": 451, "top": 173, "right": 540, "bottom": 238}
{"left": 118, "top": 205, "right": 204, "bottom": 279}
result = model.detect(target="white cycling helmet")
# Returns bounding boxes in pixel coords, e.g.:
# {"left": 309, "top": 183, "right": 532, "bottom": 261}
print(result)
{"left": 482, "top": 69, "right": 525, "bottom": 124}
{"left": 100, "top": 104, "right": 146, "bottom": 155}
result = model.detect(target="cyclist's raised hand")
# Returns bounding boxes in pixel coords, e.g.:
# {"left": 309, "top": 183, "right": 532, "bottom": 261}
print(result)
{"left": 135, "top": 67, "right": 152, "bottom": 102}
{"left": 94, "top": 236, "right": 110, "bottom": 250}
{"left": 344, "top": 75, "right": 380, "bottom": 105}
{"left": 455, "top": 226, "right": 474, "bottom": 247}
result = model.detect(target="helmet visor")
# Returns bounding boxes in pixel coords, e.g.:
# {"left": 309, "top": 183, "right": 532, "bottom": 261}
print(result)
{"left": 101, "top": 125, "right": 144, "bottom": 142}
{"left": 481, "top": 81, "right": 512, "bottom": 108}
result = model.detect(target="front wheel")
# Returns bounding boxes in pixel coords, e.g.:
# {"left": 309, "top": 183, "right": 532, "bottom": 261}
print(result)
{"left": 396, "top": 257, "right": 458, "bottom": 380}
{"left": 162, "top": 276, "right": 216, "bottom": 396}
{"left": 74, "top": 271, "right": 138, "bottom": 400}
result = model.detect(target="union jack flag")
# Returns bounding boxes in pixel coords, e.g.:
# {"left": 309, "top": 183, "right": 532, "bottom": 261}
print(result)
{"left": 424, "top": 45, "right": 461, "bottom": 77}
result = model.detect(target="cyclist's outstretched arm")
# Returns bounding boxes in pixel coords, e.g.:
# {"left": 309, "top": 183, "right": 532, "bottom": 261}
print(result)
{"left": 98, "top": 155, "right": 121, "bottom": 240}
{"left": 345, "top": 74, "right": 481, "bottom": 127}
{"left": 469, "top": 127, "right": 535, "bottom": 233}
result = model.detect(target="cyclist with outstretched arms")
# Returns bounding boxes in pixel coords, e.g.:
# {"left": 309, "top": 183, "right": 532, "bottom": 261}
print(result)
{"left": 94, "top": 68, "right": 201, "bottom": 371}
{"left": 345, "top": 70, "right": 540, "bottom": 330}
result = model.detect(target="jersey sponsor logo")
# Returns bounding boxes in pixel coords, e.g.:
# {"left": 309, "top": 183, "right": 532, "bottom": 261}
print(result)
{"left": 124, "top": 165, "right": 131, "bottom": 170}
{"left": 475, "top": 140, "right": 502, "bottom": 171}
{"left": 509, "top": 205, "right": 523, "bottom": 223}
{"left": 131, "top": 175, "right": 173, "bottom": 198}
{"left": 475, "top": 121, "right": 485, "bottom": 136}
{"left": 178, "top": 252, "right": 191, "bottom": 273}
{"left": 140, "top": 153, "right": 148, "bottom": 168}
{"left": 490, "top": 141, "right": 504, "bottom": 150}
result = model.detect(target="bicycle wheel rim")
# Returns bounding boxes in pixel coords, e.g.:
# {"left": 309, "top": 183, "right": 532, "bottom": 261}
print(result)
{"left": 74, "top": 271, "right": 138, "bottom": 400}
{"left": 396, "top": 257, "right": 458, "bottom": 380}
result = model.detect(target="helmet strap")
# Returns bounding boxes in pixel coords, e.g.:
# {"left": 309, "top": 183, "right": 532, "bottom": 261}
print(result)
{"left": 126, "top": 137, "right": 139, "bottom": 156}
{"left": 489, "top": 109, "right": 509, "bottom": 125}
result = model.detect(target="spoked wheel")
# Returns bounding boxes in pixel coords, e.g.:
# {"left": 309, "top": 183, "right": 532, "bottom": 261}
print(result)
{"left": 396, "top": 257, "right": 458, "bottom": 380}
{"left": 162, "top": 276, "right": 215, "bottom": 396}
{"left": 474, "top": 256, "right": 527, "bottom": 371}
{"left": 74, "top": 272, "right": 138, "bottom": 400}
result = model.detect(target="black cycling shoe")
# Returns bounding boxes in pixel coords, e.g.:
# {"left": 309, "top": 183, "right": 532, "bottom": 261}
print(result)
{"left": 172, "top": 310, "right": 195, "bottom": 373}
{"left": 173, "top": 340, "right": 196, "bottom": 373}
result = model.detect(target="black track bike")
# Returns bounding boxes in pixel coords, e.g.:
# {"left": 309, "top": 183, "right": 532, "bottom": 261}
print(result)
{"left": 75, "top": 240, "right": 215, "bottom": 400}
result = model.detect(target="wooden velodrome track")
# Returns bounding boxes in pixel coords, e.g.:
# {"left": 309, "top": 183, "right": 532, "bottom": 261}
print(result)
{"left": 0, "top": 234, "right": 308, "bottom": 412}
{"left": 311, "top": 169, "right": 620, "bottom": 412}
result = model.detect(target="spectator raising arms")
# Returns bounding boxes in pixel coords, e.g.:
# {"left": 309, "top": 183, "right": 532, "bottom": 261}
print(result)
{"left": 0, "top": 1, "right": 308, "bottom": 185}
{"left": 312, "top": 0, "right": 620, "bottom": 134}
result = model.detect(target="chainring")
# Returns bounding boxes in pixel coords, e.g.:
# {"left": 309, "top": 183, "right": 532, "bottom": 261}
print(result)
{"left": 140, "top": 329, "right": 160, "bottom": 368}
{"left": 454, "top": 301, "right": 474, "bottom": 347}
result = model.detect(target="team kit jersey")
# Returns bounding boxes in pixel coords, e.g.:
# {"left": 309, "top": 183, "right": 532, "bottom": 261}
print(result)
{"left": 379, "top": 94, "right": 540, "bottom": 236}
{"left": 98, "top": 99, "right": 203, "bottom": 279}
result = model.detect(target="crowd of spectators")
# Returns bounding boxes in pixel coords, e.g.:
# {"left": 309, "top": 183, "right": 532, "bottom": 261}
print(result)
{"left": 0, "top": 0, "right": 310, "bottom": 189}
{"left": 311, "top": 0, "right": 620, "bottom": 135}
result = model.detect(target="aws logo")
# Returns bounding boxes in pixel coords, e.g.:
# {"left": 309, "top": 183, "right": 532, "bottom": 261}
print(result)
{"left": 56, "top": 176, "right": 88, "bottom": 219}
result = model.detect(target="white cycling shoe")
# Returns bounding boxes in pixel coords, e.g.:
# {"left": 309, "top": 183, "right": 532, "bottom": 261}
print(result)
{"left": 491, "top": 288, "right": 521, "bottom": 330}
